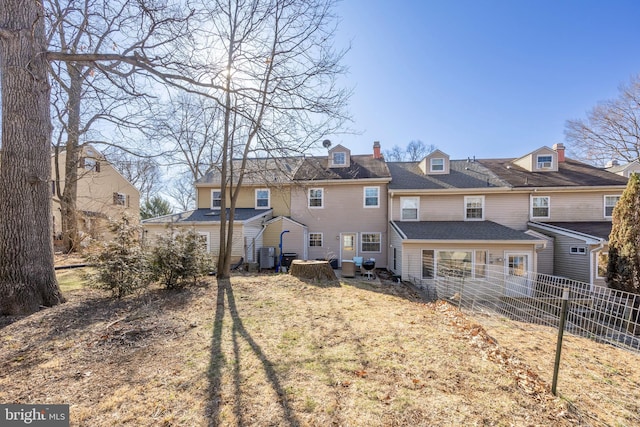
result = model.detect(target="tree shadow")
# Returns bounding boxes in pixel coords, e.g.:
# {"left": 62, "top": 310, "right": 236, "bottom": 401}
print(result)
{"left": 207, "top": 278, "right": 300, "bottom": 427}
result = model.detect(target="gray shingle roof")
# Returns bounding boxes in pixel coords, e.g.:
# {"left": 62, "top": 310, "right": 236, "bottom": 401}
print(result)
{"left": 478, "top": 158, "right": 628, "bottom": 188}
{"left": 542, "top": 221, "right": 612, "bottom": 241}
{"left": 294, "top": 154, "right": 391, "bottom": 181}
{"left": 142, "top": 208, "right": 271, "bottom": 224}
{"left": 392, "top": 220, "right": 540, "bottom": 241}
{"left": 388, "top": 157, "right": 628, "bottom": 191}
{"left": 196, "top": 157, "right": 304, "bottom": 185}
{"left": 388, "top": 160, "right": 509, "bottom": 190}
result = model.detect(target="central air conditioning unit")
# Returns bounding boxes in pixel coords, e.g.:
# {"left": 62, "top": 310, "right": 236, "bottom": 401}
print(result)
{"left": 259, "top": 247, "right": 276, "bottom": 269}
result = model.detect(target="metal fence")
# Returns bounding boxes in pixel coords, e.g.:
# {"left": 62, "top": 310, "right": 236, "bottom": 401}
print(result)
{"left": 409, "top": 263, "right": 640, "bottom": 352}
{"left": 407, "top": 264, "right": 640, "bottom": 425}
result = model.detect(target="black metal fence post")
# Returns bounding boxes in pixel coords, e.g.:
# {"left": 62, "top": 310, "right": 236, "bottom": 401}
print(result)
{"left": 552, "top": 288, "right": 570, "bottom": 395}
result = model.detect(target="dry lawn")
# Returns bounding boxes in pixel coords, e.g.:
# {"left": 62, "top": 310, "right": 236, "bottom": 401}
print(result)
{"left": 1, "top": 269, "right": 639, "bottom": 426}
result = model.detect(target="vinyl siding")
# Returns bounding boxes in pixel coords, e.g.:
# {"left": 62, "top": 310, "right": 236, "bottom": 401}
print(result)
{"left": 551, "top": 234, "right": 591, "bottom": 283}
{"left": 263, "top": 218, "right": 307, "bottom": 262}
{"left": 291, "top": 183, "right": 388, "bottom": 268}
{"left": 197, "top": 185, "right": 291, "bottom": 216}
{"left": 388, "top": 223, "right": 404, "bottom": 275}
{"left": 541, "top": 191, "right": 622, "bottom": 221}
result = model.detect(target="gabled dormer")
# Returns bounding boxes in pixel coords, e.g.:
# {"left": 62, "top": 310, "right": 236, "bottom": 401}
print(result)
{"left": 513, "top": 146, "right": 558, "bottom": 172}
{"left": 419, "top": 149, "right": 450, "bottom": 175}
{"left": 328, "top": 144, "right": 351, "bottom": 168}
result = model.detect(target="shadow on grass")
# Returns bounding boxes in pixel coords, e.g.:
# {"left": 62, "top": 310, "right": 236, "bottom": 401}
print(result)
{"left": 207, "top": 278, "right": 300, "bottom": 427}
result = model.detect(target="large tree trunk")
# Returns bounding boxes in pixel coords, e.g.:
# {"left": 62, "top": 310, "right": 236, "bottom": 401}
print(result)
{"left": 0, "top": 1, "right": 65, "bottom": 315}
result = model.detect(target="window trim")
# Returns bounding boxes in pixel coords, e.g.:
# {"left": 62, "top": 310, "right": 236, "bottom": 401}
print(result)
{"left": 570, "top": 246, "right": 587, "bottom": 255}
{"left": 430, "top": 158, "right": 445, "bottom": 172}
{"left": 604, "top": 195, "right": 621, "bottom": 219}
{"left": 530, "top": 195, "right": 550, "bottom": 219}
{"left": 464, "top": 195, "right": 485, "bottom": 221}
{"left": 211, "top": 189, "right": 222, "bottom": 210}
{"left": 197, "top": 231, "right": 211, "bottom": 253}
{"left": 400, "top": 196, "right": 419, "bottom": 221}
{"left": 422, "top": 249, "right": 488, "bottom": 280}
{"left": 255, "top": 188, "right": 270, "bottom": 209}
{"left": 113, "top": 192, "right": 128, "bottom": 207}
{"left": 309, "top": 232, "right": 323, "bottom": 248}
{"left": 360, "top": 232, "right": 382, "bottom": 253}
{"left": 332, "top": 151, "right": 346, "bottom": 166}
{"left": 308, "top": 188, "right": 324, "bottom": 208}
{"left": 363, "top": 186, "right": 380, "bottom": 208}
{"left": 536, "top": 154, "right": 553, "bottom": 169}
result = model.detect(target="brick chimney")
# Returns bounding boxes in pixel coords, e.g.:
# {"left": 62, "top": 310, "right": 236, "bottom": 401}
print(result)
{"left": 553, "top": 143, "right": 565, "bottom": 162}
{"left": 373, "top": 141, "right": 381, "bottom": 159}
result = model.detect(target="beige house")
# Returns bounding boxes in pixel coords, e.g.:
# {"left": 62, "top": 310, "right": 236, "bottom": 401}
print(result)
{"left": 606, "top": 159, "right": 640, "bottom": 178}
{"left": 387, "top": 143, "right": 629, "bottom": 288}
{"left": 143, "top": 142, "right": 391, "bottom": 269}
{"left": 51, "top": 145, "right": 140, "bottom": 244}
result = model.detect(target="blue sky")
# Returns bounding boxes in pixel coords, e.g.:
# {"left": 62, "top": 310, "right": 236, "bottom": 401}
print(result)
{"left": 327, "top": 0, "right": 640, "bottom": 160}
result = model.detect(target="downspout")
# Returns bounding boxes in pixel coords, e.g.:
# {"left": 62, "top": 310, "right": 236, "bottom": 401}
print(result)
{"left": 276, "top": 230, "right": 290, "bottom": 272}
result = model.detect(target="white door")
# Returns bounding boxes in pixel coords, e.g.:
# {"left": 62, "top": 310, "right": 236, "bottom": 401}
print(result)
{"left": 341, "top": 233, "right": 357, "bottom": 264}
{"left": 505, "top": 253, "right": 532, "bottom": 297}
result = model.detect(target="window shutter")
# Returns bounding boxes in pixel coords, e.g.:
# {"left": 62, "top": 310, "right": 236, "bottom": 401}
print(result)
{"left": 113, "top": 192, "right": 117, "bottom": 205}
{"left": 126, "top": 195, "right": 130, "bottom": 207}
{"left": 95, "top": 162, "right": 101, "bottom": 172}
{"left": 78, "top": 157, "right": 85, "bottom": 168}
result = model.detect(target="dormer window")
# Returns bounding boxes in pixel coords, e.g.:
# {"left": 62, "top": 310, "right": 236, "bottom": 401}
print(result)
{"left": 537, "top": 155, "right": 553, "bottom": 169}
{"left": 430, "top": 158, "right": 444, "bottom": 172}
{"left": 333, "top": 152, "right": 346, "bottom": 166}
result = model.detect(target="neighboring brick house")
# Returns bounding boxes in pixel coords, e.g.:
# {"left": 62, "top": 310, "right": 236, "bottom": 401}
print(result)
{"left": 51, "top": 145, "right": 140, "bottom": 245}
{"left": 387, "top": 143, "right": 628, "bottom": 288}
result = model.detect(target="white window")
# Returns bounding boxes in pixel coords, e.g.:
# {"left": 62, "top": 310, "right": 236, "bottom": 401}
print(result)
{"left": 309, "top": 233, "right": 323, "bottom": 247}
{"left": 464, "top": 196, "right": 484, "bottom": 220}
{"left": 531, "top": 196, "right": 550, "bottom": 218}
{"left": 211, "top": 189, "right": 222, "bottom": 209}
{"left": 333, "top": 152, "right": 346, "bottom": 165}
{"left": 570, "top": 246, "right": 587, "bottom": 255}
{"left": 537, "top": 155, "right": 553, "bottom": 169}
{"left": 597, "top": 252, "right": 608, "bottom": 279}
{"left": 401, "top": 197, "right": 419, "bottom": 221}
{"left": 430, "top": 158, "right": 444, "bottom": 172}
{"left": 113, "top": 192, "right": 128, "bottom": 206}
{"left": 604, "top": 195, "right": 621, "bottom": 218}
{"left": 255, "top": 189, "right": 270, "bottom": 209}
{"left": 197, "top": 231, "right": 210, "bottom": 253}
{"left": 361, "top": 233, "right": 381, "bottom": 252}
{"left": 364, "top": 187, "right": 380, "bottom": 208}
{"left": 308, "top": 188, "right": 323, "bottom": 208}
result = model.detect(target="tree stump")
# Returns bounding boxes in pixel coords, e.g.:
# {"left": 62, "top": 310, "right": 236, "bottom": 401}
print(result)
{"left": 289, "top": 260, "right": 337, "bottom": 281}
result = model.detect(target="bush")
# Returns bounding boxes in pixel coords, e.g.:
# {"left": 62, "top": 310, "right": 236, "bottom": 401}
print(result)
{"left": 149, "top": 227, "right": 213, "bottom": 289}
{"left": 86, "top": 215, "right": 151, "bottom": 298}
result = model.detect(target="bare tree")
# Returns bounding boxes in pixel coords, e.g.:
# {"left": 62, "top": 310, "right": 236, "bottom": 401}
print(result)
{"left": 566, "top": 74, "right": 640, "bottom": 166}
{"left": 191, "top": 0, "right": 350, "bottom": 278}
{"left": 384, "top": 145, "right": 404, "bottom": 161}
{"left": 166, "top": 173, "right": 196, "bottom": 212}
{"left": 154, "top": 92, "right": 223, "bottom": 181}
{"left": 406, "top": 139, "right": 436, "bottom": 161}
{"left": 384, "top": 140, "right": 436, "bottom": 161}
{"left": 107, "top": 151, "right": 163, "bottom": 203}
{"left": 0, "top": 0, "right": 194, "bottom": 314}
{"left": 46, "top": 0, "right": 181, "bottom": 252}
{"left": 0, "top": 1, "right": 65, "bottom": 314}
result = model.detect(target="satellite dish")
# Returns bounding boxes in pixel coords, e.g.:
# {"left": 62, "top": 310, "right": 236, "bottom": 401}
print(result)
{"left": 322, "top": 139, "right": 332, "bottom": 149}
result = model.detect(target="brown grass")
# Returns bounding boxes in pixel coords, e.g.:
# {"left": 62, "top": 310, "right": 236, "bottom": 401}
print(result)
{"left": 1, "top": 269, "right": 638, "bottom": 426}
